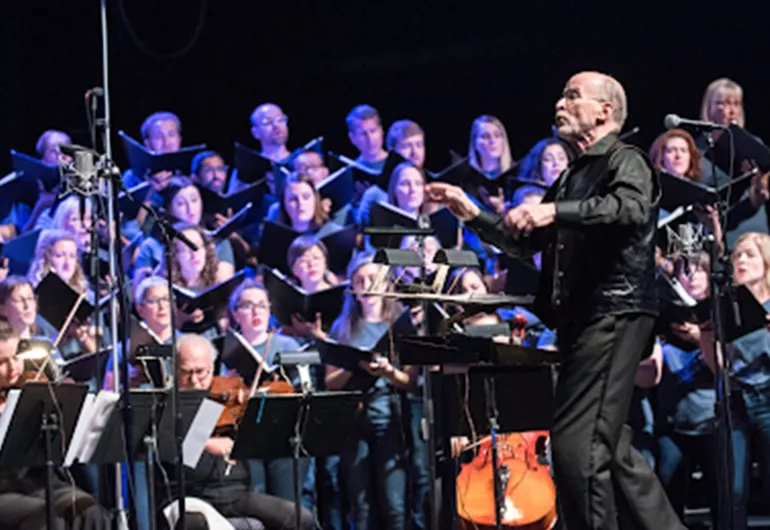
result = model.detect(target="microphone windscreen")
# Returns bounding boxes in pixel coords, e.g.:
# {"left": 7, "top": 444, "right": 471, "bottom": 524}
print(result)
{"left": 663, "top": 114, "right": 681, "bottom": 130}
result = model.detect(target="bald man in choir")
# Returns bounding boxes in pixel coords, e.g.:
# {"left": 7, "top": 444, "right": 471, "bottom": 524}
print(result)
{"left": 157, "top": 333, "right": 314, "bottom": 530}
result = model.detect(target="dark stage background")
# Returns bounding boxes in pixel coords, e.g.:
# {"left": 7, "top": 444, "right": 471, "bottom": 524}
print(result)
{"left": 1, "top": 1, "right": 768, "bottom": 174}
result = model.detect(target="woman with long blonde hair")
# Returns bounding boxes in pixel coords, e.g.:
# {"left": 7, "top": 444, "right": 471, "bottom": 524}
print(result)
{"left": 700, "top": 232, "right": 770, "bottom": 529}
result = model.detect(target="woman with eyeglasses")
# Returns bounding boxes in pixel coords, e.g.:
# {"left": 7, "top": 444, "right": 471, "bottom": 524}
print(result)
{"left": 225, "top": 278, "right": 313, "bottom": 506}
{"left": 326, "top": 252, "right": 417, "bottom": 530}
{"left": 0, "top": 276, "right": 58, "bottom": 341}
{"left": 103, "top": 276, "right": 178, "bottom": 391}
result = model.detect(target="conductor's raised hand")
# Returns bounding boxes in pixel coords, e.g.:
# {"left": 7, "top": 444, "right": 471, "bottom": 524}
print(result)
{"left": 503, "top": 203, "right": 557, "bottom": 238}
{"left": 424, "top": 183, "right": 480, "bottom": 222}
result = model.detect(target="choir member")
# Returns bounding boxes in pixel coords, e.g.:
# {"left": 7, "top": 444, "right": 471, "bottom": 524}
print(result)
{"left": 518, "top": 137, "right": 571, "bottom": 187}
{"left": 250, "top": 103, "right": 291, "bottom": 163}
{"left": 326, "top": 252, "right": 416, "bottom": 530}
{"left": 275, "top": 173, "right": 340, "bottom": 237}
{"left": 2, "top": 129, "right": 73, "bottom": 236}
{"left": 348, "top": 105, "right": 388, "bottom": 225}
{"left": 700, "top": 232, "right": 770, "bottom": 529}
{"left": 190, "top": 150, "right": 229, "bottom": 194}
{"left": 226, "top": 279, "right": 312, "bottom": 502}
{"left": 0, "top": 276, "right": 57, "bottom": 341}
{"left": 698, "top": 78, "right": 768, "bottom": 248}
{"left": 134, "top": 176, "right": 235, "bottom": 281}
{"left": 467, "top": 114, "right": 514, "bottom": 214}
{"left": 648, "top": 129, "right": 702, "bottom": 181}
{"left": 162, "top": 223, "right": 229, "bottom": 334}
{"left": 124, "top": 111, "right": 184, "bottom": 191}
{"left": 27, "top": 230, "right": 100, "bottom": 356}
{"left": 656, "top": 252, "right": 717, "bottom": 524}
{"left": 387, "top": 119, "right": 426, "bottom": 168}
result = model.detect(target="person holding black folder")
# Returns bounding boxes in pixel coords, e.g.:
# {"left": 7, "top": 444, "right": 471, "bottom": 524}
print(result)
{"left": 190, "top": 150, "right": 229, "bottom": 195}
{"left": 158, "top": 333, "right": 313, "bottom": 530}
{"left": 28, "top": 230, "right": 103, "bottom": 358}
{"left": 224, "top": 279, "right": 313, "bottom": 503}
{"left": 134, "top": 177, "right": 235, "bottom": 280}
{"left": 699, "top": 232, "right": 770, "bottom": 529}
{"left": 326, "top": 252, "right": 417, "bottom": 530}
{"left": 157, "top": 223, "right": 231, "bottom": 336}
{"left": 1, "top": 129, "right": 72, "bottom": 236}
{"left": 273, "top": 173, "right": 341, "bottom": 238}
{"left": 0, "top": 276, "right": 58, "bottom": 343}
{"left": 356, "top": 119, "right": 427, "bottom": 227}
{"left": 275, "top": 235, "right": 342, "bottom": 340}
{"left": 346, "top": 104, "right": 389, "bottom": 225}
{"left": 466, "top": 114, "right": 515, "bottom": 215}
{"left": 0, "top": 318, "right": 112, "bottom": 530}
{"left": 427, "top": 71, "right": 685, "bottom": 530}
{"left": 653, "top": 252, "right": 718, "bottom": 526}
{"left": 122, "top": 111, "right": 184, "bottom": 192}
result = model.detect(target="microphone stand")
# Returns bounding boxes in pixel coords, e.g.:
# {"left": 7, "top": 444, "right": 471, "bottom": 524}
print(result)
{"left": 704, "top": 130, "right": 735, "bottom": 530}
{"left": 413, "top": 215, "right": 441, "bottom": 530}
{"left": 119, "top": 186, "right": 198, "bottom": 530}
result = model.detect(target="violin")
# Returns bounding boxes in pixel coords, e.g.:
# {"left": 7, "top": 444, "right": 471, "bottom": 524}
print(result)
{"left": 208, "top": 374, "right": 294, "bottom": 436}
{"left": 456, "top": 431, "right": 557, "bottom": 529}
{"left": 0, "top": 370, "right": 50, "bottom": 406}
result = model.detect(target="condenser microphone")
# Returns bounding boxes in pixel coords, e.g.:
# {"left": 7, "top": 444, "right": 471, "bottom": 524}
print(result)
{"left": 664, "top": 114, "right": 727, "bottom": 131}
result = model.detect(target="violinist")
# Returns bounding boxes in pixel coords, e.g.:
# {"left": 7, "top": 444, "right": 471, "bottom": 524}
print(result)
{"left": 161, "top": 333, "right": 313, "bottom": 530}
{"left": 0, "top": 317, "right": 112, "bottom": 530}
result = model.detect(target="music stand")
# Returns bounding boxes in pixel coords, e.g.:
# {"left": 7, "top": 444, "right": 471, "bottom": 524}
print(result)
{"left": 0, "top": 382, "right": 89, "bottom": 530}
{"left": 231, "top": 391, "right": 362, "bottom": 530}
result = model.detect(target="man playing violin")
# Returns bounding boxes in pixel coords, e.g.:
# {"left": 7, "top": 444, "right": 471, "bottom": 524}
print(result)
{"left": 0, "top": 317, "right": 112, "bottom": 530}
{"left": 163, "top": 333, "right": 313, "bottom": 530}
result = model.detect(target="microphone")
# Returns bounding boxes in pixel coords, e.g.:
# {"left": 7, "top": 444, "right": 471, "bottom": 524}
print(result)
{"left": 668, "top": 223, "right": 705, "bottom": 276}
{"left": 85, "top": 87, "right": 104, "bottom": 98}
{"left": 664, "top": 114, "right": 727, "bottom": 131}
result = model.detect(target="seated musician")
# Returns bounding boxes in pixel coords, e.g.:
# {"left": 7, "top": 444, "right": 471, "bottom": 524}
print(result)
{"left": 0, "top": 317, "right": 112, "bottom": 530}
{"left": 164, "top": 333, "right": 313, "bottom": 530}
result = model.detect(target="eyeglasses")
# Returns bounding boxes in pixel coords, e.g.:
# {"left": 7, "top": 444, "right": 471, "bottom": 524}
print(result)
{"left": 200, "top": 165, "right": 229, "bottom": 176}
{"left": 142, "top": 296, "right": 171, "bottom": 307}
{"left": 180, "top": 366, "right": 211, "bottom": 379}
{"left": 295, "top": 252, "right": 324, "bottom": 269}
{"left": 8, "top": 296, "right": 36, "bottom": 307}
{"left": 259, "top": 115, "right": 289, "bottom": 127}
{"left": 235, "top": 301, "right": 270, "bottom": 312}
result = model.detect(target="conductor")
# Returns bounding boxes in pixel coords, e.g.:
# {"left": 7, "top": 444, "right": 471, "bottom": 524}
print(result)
{"left": 426, "top": 71, "right": 685, "bottom": 530}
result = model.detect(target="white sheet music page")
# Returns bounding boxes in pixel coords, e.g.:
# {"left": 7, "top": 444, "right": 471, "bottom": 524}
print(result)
{"left": 64, "top": 393, "right": 96, "bottom": 467}
{"left": 183, "top": 398, "right": 224, "bottom": 468}
{"left": 0, "top": 389, "right": 21, "bottom": 451}
{"left": 77, "top": 391, "right": 121, "bottom": 464}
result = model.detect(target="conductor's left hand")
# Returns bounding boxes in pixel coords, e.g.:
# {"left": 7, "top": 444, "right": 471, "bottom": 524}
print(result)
{"left": 504, "top": 203, "right": 557, "bottom": 238}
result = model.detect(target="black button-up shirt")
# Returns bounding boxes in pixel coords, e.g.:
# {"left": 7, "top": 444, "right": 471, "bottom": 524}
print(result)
{"left": 467, "top": 133, "right": 660, "bottom": 329}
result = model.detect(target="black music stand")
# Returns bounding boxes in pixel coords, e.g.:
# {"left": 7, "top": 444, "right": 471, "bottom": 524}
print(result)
{"left": 68, "top": 390, "right": 213, "bottom": 530}
{"left": 231, "top": 391, "right": 362, "bottom": 530}
{"left": 0, "top": 382, "right": 89, "bottom": 530}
